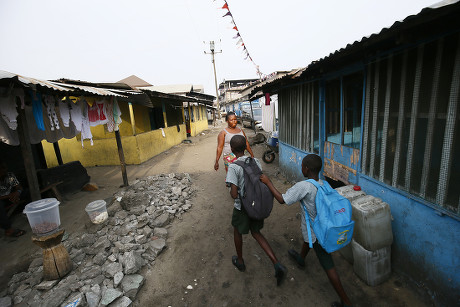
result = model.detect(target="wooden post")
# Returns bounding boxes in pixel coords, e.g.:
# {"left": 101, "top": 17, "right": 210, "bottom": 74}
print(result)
{"left": 162, "top": 101, "right": 168, "bottom": 128}
{"left": 128, "top": 102, "right": 136, "bottom": 136}
{"left": 16, "top": 99, "right": 41, "bottom": 200}
{"left": 53, "top": 142, "right": 63, "bottom": 165}
{"left": 115, "top": 130, "right": 128, "bottom": 187}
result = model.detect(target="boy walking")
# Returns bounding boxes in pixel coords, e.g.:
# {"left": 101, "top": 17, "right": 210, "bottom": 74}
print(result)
{"left": 260, "top": 154, "right": 353, "bottom": 307}
{"left": 225, "top": 135, "right": 287, "bottom": 286}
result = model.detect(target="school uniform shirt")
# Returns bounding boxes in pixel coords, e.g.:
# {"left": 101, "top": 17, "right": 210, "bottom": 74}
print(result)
{"left": 225, "top": 156, "right": 262, "bottom": 210}
{"left": 282, "top": 180, "right": 323, "bottom": 244}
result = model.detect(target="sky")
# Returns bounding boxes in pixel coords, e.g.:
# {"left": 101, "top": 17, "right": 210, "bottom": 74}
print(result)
{"left": 0, "top": 0, "right": 436, "bottom": 96}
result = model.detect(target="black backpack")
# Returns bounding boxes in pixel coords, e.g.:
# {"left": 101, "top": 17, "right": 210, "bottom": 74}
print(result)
{"left": 234, "top": 157, "right": 274, "bottom": 220}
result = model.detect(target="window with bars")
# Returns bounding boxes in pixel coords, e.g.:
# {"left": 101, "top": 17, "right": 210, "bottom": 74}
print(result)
{"left": 362, "top": 33, "right": 460, "bottom": 216}
{"left": 325, "top": 73, "right": 363, "bottom": 148}
{"left": 279, "top": 81, "right": 319, "bottom": 153}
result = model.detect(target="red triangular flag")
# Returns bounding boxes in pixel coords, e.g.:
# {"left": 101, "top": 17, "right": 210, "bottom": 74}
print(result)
{"left": 233, "top": 26, "right": 238, "bottom": 31}
{"left": 222, "top": 3, "right": 228, "bottom": 10}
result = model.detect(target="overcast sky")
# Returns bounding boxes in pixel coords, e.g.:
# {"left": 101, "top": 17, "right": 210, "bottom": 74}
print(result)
{"left": 0, "top": 0, "right": 436, "bottom": 95}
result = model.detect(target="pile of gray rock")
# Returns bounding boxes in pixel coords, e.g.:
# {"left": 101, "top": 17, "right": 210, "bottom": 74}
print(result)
{"left": 0, "top": 173, "right": 195, "bottom": 307}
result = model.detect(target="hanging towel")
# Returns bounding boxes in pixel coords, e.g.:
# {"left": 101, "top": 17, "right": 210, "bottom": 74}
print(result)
{"left": 113, "top": 97, "right": 122, "bottom": 131}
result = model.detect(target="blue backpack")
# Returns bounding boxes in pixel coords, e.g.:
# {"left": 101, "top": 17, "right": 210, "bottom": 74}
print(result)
{"left": 300, "top": 179, "right": 354, "bottom": 253}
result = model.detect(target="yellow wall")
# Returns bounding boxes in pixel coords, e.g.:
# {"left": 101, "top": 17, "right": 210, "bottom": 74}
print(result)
{"left": 85, "top": 102, "right": 151, "bottom": 140}
{"left": 190, "top": 105, "right": 209, "bottom": 136}
{"left": 43, "top": 124, "right": 187, "bottom": 167}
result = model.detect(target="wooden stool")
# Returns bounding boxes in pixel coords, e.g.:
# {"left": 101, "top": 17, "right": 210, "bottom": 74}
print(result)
{"left": 32, "top": 229, "right": 73, "bottom": 280}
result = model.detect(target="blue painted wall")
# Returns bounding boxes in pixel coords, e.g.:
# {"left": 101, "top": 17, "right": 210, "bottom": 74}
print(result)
{"left": 279, "top": 142, "right": 460, "bottom": 305}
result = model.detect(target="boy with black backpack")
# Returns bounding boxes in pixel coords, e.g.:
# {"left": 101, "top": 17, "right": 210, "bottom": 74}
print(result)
{"left": 260, "top": 154, "right": 353, "bottom": 307}
{"left": 225, "top": 135, "right": 287, "bottom": 286}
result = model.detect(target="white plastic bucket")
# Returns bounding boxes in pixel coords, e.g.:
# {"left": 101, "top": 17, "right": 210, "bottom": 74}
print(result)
{"left": 23, "top": 198, "right": 60, "bottom": 235}
{"left": 85, "top": 200, "right": 108, "bottom": 224}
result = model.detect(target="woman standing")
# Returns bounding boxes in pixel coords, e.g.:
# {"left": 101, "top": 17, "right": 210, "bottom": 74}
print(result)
{"left": 214, "top": 112, "right": 254, "bottom": 172}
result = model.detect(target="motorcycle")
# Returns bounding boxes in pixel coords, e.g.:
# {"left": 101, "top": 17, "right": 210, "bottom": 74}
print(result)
{"left": 262, "top": 132, "right": 279, "bottom": 163}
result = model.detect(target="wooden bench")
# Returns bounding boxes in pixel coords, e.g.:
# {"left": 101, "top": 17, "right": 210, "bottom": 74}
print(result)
{"left": 5, "top": 181, "right": 63, "bottom": 217}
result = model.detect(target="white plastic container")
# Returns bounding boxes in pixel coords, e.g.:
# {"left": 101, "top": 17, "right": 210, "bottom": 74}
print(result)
{"left": 351, "top": 195, "right": 393, "bottom": 251}
{"left": 352, "top": 239, "right": 391, "bottom": 286}
{"left": 85, "top": 200, "right": 108, "bottom": 224}
{"left": 23, "top": 198, "right": 60, "bottom": 235}
{"left": 336, "top": 185, "right": 366, "bottom": 202}
{"left": 339, "top": 241, "right": 354, "bottom": 264}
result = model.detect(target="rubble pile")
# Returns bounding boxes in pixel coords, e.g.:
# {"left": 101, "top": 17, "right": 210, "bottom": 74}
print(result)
{"left": 0, "top": 173, "right": 195, "bottom": 307}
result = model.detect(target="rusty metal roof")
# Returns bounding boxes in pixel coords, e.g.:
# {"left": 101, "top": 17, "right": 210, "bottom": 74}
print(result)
{"left": 0, "top": 70, "right": 141, "bottom": 97}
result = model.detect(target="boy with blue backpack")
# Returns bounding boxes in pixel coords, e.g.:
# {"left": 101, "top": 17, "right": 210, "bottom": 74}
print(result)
{"left": 260, "top": 154, "right": 353, "bottom": 307}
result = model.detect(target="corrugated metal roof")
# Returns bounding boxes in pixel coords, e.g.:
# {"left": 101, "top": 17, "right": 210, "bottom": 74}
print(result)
{"left": 249, "top": 0, "right": 460, "bottom": 96}
{"left": 140, "top": 84, "right": 204, "bottom": 94}
{"left": 0, "top": 70, "right": 141, "bottom": 97}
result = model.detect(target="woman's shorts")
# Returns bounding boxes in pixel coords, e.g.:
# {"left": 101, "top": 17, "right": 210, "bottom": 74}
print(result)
{"left": 312, "top": 241, "right": 335, "bottom": 271}
{"left": 231, "top": 208, "right": 264, "bottom": 234}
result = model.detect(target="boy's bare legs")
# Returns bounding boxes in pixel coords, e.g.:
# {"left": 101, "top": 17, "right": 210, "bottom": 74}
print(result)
{"left": 233, "top": 227, "right": 244, "bottom": 264}
{"left": 250, "top": 231, "right": 277, "bottom": 264}
{"left": 326, "top": 268, "right": 352, "bottom": 306}
{"left": 296, "top": 242, "right": 352, "bottom": 306}
{"left": 251, "top": 230, "right": 287, "bottom": 286}
{"left": 300, "top": 241, "right": 311, "bottom": 258}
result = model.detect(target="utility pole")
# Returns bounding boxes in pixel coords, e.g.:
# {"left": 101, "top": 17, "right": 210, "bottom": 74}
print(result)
{"left": 204, "top": 41, "right": 222, "bottom": 125}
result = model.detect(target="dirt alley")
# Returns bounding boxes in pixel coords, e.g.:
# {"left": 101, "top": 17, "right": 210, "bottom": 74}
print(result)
{"left": 0, "top": 121, "right": 434, "bottom": 307}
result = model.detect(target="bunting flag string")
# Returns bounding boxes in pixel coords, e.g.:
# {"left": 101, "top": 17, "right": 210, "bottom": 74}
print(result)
{"left": 218, "top": 0, "right": 263, "bottom": 78}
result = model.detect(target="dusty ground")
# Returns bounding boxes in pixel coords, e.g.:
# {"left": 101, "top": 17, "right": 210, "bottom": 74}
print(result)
{"left": 1, "top": 122, "right": 434, "bottom": 306}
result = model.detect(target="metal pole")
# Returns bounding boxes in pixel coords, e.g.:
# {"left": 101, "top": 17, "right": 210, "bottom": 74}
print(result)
{"left": 205, "top": 41, "right": 222, "bottom": 124}
{"left": 211, "top": 48, "right": 220, "bottom": 117}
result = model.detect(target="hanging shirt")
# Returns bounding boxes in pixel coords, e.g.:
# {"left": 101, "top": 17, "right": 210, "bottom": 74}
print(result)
{"left": 24, "top": 104, "right": 45, "bottom": 144}
{"left": 80, "top": 98, "right": 93, "bottom": 146}
{"left": 87, "top": 102, "right": 100, "bottom": 126}
{"left": 43, "top": 95, "right": 60, "bottom": 131}
{"left": 0, "top": 92, "right": 18, "bottom": 130}
{"left": 105, "top": 98, "right": 115, "bottom": 132}
{"left": 29, "top": 90, "right": 45, "bottom": 131}
{"left": 69, "top": 98, "right": 83, "bottom": 132}
{"left": 58, "top": 98, "right": 71, "bottom": 128}
{"left": 0, "top": 116, "right": 19, "bottom": 146}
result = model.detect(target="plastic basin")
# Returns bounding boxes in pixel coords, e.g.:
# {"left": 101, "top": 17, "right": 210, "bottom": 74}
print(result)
{"left": 85, "top": 200, "right": 108, "bottom": 224}
{"left": 23, "top": 198, "right": 61, "bottom": 235}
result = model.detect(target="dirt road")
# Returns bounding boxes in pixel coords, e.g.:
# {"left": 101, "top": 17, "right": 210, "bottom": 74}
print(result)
{"left": 1, "top": 122, "right": 433, "bottom": 306}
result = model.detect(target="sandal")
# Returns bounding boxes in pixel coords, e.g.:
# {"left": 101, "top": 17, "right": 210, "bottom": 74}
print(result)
{"left": 232, "top": 255, "right": 246, "bottom": 272}
{"left": 288, "top": 249, "right": 305, "bottom": 268}
{"left": 5, "top": 229, "right": 26, "bottom": 237}
{"left": 274, "top": 262, "right": 287, "bottom": 286}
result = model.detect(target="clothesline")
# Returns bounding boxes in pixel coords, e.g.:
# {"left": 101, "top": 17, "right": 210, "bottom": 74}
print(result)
{"left": 0, "top": 87, "right": 122, "bottom": 147}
